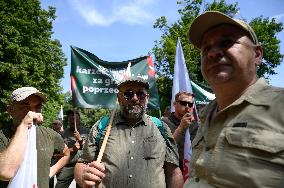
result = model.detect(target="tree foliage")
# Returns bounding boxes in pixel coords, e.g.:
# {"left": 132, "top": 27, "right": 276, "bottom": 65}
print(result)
{"left": 0, "top": 0, "right": 67, "bottom": 127}
{"left": 62, "top": 92, "right": 109, "bottom": 129}
{"left": 152, "top": 0, "right": 283, "bottom": 111}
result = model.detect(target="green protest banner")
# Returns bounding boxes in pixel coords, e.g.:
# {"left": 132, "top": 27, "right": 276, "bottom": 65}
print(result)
{"left": 71, "top": 46, "right": 160, "bottom": 109}
{"left": 191, "top": 81, "right": 215, "bottom": 105}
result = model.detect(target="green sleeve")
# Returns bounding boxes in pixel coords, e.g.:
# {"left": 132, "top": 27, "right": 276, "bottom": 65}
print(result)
{"left": 163, "top": 122, "right": 180, "bottom": 167}
{"left": 53, "top": 131, "right": 65, "bottom": 153}
{"left": 0, "top": 131, "right": 8, "bottom": 152}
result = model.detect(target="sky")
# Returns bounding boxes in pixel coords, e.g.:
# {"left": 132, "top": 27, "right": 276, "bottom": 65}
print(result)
{"left": 40, "top": 0, "right": 284, "bottom": 92}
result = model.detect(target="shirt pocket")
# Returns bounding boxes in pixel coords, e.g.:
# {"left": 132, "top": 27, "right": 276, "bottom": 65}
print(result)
{"left": 225, "top": 128, "right": 284, "bottom": 154}
{"left": 143, "top": 135, "right": 160, "bottom": 160}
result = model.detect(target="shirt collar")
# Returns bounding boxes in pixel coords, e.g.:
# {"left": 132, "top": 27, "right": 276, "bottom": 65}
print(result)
{"left": 114, "top": 110, "right": 148, "bottom": 127}
{"left": 199, "top": 78, "right": 272, "bottom": 122}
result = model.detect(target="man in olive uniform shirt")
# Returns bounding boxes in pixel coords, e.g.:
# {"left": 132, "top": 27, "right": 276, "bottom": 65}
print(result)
{"left": 184, "top": 11, "right": 284, "bottom": 188}
{"left": 0, "top": 87, "right": 70, "bottom": 188}
{"left": 74, "top": 76, "right": 184, "bottom": 188}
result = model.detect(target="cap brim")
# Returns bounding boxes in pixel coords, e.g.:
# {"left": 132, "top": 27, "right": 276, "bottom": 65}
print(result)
{"left": 188, "top": 11, "right": 242, "bottom": 49}
{"left": 33, "top": 92, "right": 47, "bottom": 102}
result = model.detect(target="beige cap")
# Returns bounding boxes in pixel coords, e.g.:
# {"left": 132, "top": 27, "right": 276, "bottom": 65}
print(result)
{"left": 188, "top": 11, "right": 258, "bottom": 49}
{"left": 11, "top": 87, "right": 47, "bottom": 102}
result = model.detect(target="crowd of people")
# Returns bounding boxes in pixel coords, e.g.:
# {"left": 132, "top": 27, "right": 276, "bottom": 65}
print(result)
{"left": 0, "top": 10, "right": 284, "bottom": 188}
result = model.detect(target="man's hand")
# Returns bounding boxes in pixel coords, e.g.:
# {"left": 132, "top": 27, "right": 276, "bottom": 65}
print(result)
{"left": 173, "top": 113, "right": 194, "bottom": 141}
{"left": 73, "top": 130, "right": 82, "bottom": 141}
{"left": 20, "top": 111, "right": 43, "bottom": 129}
{"left": 179, "top": 113, "right": 194, "bottom": 131}
{"left": 82, "top": 161, "right": 105, "bottom": 188}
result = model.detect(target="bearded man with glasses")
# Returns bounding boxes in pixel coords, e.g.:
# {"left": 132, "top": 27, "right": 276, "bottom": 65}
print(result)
{"left": 74, "top": 76, "right": 183, "bottom": 188}
{"left": 161, "top": 91, "right": 199, "bottom": 172}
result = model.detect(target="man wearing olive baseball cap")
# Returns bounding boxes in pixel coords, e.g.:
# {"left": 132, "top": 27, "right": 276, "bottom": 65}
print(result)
{"left": 0, "top": 87, "right": 70, "bottom": 188}
{"left": 184, "top": 11, "right": 284, "bottom": 188}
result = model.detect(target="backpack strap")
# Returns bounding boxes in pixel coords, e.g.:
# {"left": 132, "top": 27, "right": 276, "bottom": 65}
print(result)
{"left": 95, "top": 116, "right": 109, "bottom": 149}
{"left": 149, "top": 116, "right": 172, "bottom": 149}
{"left": 95, "top": 115, "right": 172, "bottom": 150}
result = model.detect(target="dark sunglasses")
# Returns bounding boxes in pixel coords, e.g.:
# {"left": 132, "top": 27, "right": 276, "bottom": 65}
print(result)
{"left": 177, "top": 100, "right": 194, "bottom": 107}
{"left": 123, "top": 90, "right": 148, "bottom": 101}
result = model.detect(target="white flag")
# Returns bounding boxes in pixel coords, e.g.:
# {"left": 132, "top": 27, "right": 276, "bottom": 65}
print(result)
{"left": 8, "top": 124, "right": 37, "bottom": 188}
{"left": 171, "top": 38, "right": 192, "bottom": 182}
{"left": 58, "top": 105, "right": 64, "bottom": 121}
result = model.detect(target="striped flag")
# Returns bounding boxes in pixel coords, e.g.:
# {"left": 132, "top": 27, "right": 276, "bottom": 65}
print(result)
{"left": 170, "top": 38, "right": 193, "bottom": 182}
{"left": 8, "top": 124, "right": 37, "bottom": 188}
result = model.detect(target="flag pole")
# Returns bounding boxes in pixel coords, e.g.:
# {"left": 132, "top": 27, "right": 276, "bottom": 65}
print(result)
{"left": 73, "top": 106, "right": 77, "bottom": 132}
{"left": 96, "top": 103, "right": 117, "bottom": 162}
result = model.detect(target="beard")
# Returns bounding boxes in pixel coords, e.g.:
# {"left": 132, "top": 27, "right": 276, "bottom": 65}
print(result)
{"left": 120, "top": 103, "right": 146, "bottom": 120}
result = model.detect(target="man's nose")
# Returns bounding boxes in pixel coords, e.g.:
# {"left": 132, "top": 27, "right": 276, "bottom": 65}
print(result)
{"left": 207, "top": 45, "right": 223, "bottom": 60}
{"left": 131, "top": 93, "right": 139, "bottom": 101}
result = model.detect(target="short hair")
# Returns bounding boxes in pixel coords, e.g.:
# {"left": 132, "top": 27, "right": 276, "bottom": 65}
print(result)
{"left": 66, "top": 109, "right": 80, "bottom": 117}
{"left": 174, "top": 91, "right": 194, "bottom": 101}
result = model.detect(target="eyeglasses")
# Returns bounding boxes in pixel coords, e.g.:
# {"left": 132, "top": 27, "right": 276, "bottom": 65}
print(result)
{"left": 123, "top": 90, "right": 148, "bottom": 101}
{"left": 177, "top": 100, "right": 194, "bottom": 107}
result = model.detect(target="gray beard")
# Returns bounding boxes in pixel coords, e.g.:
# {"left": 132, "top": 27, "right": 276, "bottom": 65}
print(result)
{"left": 120, "top": 104, "right": 146, "bottom": 120}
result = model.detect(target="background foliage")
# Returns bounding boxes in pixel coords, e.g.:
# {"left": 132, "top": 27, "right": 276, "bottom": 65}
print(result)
{"left": 0, "top": 0, "right": 66, "bottom": 127}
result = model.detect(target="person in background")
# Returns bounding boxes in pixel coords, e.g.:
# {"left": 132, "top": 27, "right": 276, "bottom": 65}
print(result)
{"left": 55, "top": 109, "right": 89, "bottom": 188}
{"left": 163, "top": 106, "right": 171, "bottom": 117}
{"left": 185, "top": 11, "right": 284, "bottom": 187}
{"left": 49, "top": 120, "right": 65, "bottom": 187}
{"left": 74, "top": 76, "right": 183, "bottom": 188}
{"left": 52, "top": 120, "right": 64, "bottom": 135}
{"left": 161, "top": 91, "right": 198, "bottom": 171}
{"left": 0, "top": 87, "right": 70, "bottom": 188}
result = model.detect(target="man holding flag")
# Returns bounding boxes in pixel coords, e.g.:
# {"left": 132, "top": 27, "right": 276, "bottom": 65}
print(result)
{"left": 0, "top": 87, "right": 70, "bottom": 188}
{"left": 74, "top": 76, "right": 183, "bottom": 188}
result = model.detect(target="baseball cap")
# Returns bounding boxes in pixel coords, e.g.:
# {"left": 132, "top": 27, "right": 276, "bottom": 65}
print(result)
{"left": 11, "top": 87, "right": 47, "bottom": 102}
{"left": 117, "top": 76, "right": 149, "bottom": 90}
{"left": 188, "top": 11, "right": 259, "bottom": 49}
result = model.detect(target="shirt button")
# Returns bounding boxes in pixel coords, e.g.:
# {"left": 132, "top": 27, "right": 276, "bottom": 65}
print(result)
{"left": 131, "top": 140, "right": 135, "bottom": 144}
{"left": 130, "top": 156, "right": 134, "bottom": 160}
{"left": 195, "top": 177, "right": 200, "bottom": 182}
{"left": 129, "top": 174, "right": 133, "bottom": 178}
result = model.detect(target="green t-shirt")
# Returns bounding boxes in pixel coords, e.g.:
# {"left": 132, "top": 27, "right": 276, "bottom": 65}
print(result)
{"left": 0, "top": 125, "right": 65, "bottom": 188}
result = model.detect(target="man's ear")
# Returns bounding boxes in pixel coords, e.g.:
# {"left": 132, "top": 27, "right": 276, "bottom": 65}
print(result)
{"left": 254, "top": 45, "right": 263, "bottom": 66}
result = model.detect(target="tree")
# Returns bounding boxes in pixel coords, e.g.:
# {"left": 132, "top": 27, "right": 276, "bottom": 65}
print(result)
{"left": 0, "top": 0, "right": 67, "bottom": 127}
{"left": 152, "top": 0, "right": 283, "bottom": 111}
{"left": 62, "top": 92, "right": 109, "bottom": 129}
